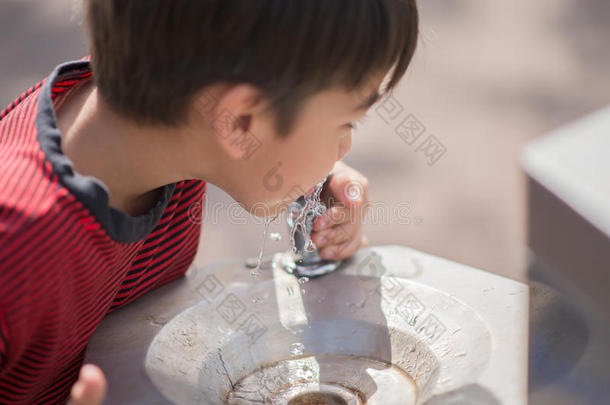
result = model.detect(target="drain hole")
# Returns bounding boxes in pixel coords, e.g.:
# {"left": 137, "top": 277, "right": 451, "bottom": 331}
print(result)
{"left": 287, "top": 392, "right": 348, "bottom": 405}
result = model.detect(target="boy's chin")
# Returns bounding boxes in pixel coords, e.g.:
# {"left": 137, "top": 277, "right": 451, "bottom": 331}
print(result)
{"left": 244, "top": 199, "right": 288, "bottom": 220}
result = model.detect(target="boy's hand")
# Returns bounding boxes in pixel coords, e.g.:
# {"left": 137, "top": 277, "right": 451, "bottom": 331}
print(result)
{"left": 312, "top": 161, "right": 370, "bottom": 260}
{"left": 67, "top": 364, "right": 107, "bottom": 405}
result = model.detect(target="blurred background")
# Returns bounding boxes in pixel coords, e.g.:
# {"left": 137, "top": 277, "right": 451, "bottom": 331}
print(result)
{"left": 1, "top": 0, "right": 609, "bottom": 282}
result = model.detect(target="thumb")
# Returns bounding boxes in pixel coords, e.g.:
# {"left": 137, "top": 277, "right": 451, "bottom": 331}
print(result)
{"left": 324, "top": 174, "right": 364, "bottom": 208}
{"left": 67, "top": 364, "right": 107, "bottom": 405}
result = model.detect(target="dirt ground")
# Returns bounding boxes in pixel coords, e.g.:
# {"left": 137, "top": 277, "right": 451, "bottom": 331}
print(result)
{"left": 2, "top": 0, "right": 609, "bottom": 282}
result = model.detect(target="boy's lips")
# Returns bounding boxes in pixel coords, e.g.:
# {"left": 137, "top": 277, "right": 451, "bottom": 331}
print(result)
{"left": 306, "top": 172, "right": 332, "bottom": 195}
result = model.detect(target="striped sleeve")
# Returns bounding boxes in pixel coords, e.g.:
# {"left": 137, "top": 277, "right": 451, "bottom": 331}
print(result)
{"left": 0, "top": 310, "right": 7, "bottom": 372}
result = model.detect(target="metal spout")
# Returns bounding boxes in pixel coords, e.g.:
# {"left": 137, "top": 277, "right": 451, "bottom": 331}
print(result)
{"left": 282, "top": 195, "right": 343, "bottom": 278}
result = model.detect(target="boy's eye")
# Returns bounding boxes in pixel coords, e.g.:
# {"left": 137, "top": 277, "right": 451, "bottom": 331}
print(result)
{"left": 347, "top": 115, "right": 369, "bottom": 130}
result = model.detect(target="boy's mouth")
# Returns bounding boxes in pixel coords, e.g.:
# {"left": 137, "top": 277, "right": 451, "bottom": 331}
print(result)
{"left": 306, "top": 172, "right": 333, "bottom": 195}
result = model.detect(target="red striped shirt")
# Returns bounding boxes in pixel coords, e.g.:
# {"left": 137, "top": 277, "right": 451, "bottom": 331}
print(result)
{"left": 0, "top": 60, "right": 206, "bottom": 404}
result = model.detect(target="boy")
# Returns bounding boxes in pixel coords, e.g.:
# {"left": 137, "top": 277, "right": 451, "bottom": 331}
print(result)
{"left": 0, "top": 0, "right": 418, "bottom": 403}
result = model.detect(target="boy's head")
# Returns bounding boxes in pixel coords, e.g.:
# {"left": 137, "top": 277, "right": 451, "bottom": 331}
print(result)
{"left": 84, "top": 0, "right": 419, "bottom": 217}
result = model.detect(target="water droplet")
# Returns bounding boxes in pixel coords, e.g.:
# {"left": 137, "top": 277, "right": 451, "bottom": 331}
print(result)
{"left": 298, "top": 276, "right": 310, "bottom": 284}
{"left": 290, "top": 342, "right": 305, "bottom": 356}
{"left": 250, "top": 215, "right": 277, "bottom": 277}
{"left": 252, "top": 297, "right": 263, "bottom": 304}
{"left": 269, "top": 232, "right": 282, "bottom": 241}
{"left": 314, "top": 205, "right": 327, "bottom": 216}
{"left": 304, "top": 240, "right": 316, "bottom": 252}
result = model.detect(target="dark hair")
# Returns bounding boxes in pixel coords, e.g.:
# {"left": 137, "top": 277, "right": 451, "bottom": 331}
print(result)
{"left": 86, "top": 0, "right": 419, "bottom": 136}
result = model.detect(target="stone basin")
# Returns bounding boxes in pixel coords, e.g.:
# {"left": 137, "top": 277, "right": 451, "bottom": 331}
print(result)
{"left": 84, "top": 245, "right": 528, "bottom": 404}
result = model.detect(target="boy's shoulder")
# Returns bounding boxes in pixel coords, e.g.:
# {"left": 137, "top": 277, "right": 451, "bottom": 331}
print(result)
{"left": 0, "top": 58, "right": 207, "bottom": 246}
{"left": 0, "top": 61, "right": 104, "bottom": 257}
{"left": 0, "top": 68, "right": 63, "bottom": 227}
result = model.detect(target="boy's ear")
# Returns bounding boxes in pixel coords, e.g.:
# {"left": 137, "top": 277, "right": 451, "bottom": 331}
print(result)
{"left": 192, "top": 84, "right": 268, "bottom": 160}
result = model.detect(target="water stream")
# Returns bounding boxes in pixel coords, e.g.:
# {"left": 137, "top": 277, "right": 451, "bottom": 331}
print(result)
{"left": 289, "top": 177, "right": 328, "bottom": 255}
{"left": 249, "top": 174, "right": 330, "bottom": 278}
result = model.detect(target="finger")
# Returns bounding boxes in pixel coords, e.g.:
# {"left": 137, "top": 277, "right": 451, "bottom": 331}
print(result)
{"left": 325, "top": 164, "right": 369, "bottom": 206}
{"left": 67, "top": 364, "right": 107, "bottom": 405}
{"left": 312, "top": 223, "right": 357, "bottom": 248}
{"left": 319, "top": 229, "right": 363, "bottom": 260}
{"left": 313, "top": 204, "right": 360, "bottom": 231}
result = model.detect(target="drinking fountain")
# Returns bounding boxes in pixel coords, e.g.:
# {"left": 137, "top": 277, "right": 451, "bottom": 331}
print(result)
{"left": 84, "top": 241, "right": 528, "bottom": 404}
{"left": 278, "top": 195, "right": 343, "bottom": 278}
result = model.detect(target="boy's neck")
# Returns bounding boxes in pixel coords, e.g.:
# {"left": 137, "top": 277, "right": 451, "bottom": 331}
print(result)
{"left": 55, "top": 80, "right": 194, "bottom": 216}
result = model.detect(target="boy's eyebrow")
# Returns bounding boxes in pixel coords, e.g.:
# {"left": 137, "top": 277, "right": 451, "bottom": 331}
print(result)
{"left": 354, "top": 89, "right": 382, "bottom": 112}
